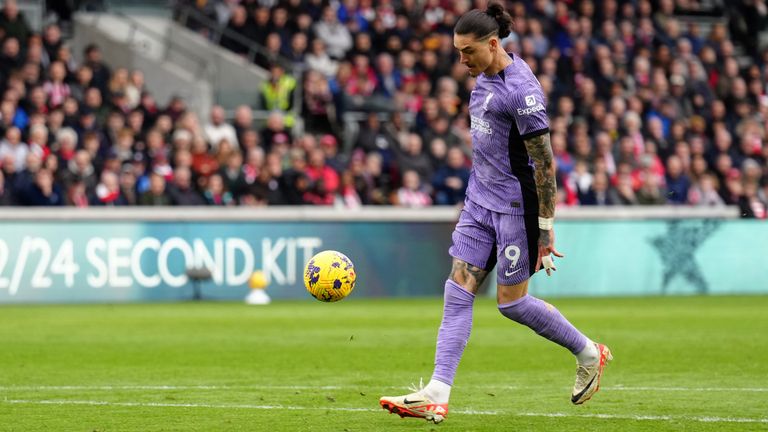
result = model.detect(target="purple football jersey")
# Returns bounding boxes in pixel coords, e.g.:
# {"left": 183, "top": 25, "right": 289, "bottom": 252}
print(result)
{"left": 466, "top": 53, "right": 550, "bottom": 215}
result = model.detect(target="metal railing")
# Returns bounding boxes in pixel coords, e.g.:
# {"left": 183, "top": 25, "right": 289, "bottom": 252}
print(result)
{"left": 173, "top": 4, "right": 294, "bottom": 71}
{"left": 18, "top": 0, "right": 45, "bottom": 32}
{"left": 88, "top": 10, "right": 215, "bottom": 82}
{"left": 172, "top": 3, "right": 302, "bottom": 131}
{"left": 100, "top": 0, "right": 172, "bottom": 15}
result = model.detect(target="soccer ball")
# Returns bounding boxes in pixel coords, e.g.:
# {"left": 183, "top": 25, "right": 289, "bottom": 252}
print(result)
{"left": 304, "top": 250, "right": 356, "bottom": 302}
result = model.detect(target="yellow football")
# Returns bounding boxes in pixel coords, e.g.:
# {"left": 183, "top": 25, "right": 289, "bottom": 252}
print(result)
{"left": 303, "top": 250, "right": 356, "bottom": 302}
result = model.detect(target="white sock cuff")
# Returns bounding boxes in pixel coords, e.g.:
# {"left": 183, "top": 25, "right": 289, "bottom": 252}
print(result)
{"left": 575, "top": 339, "right": 599, "bottom": 364}
{"left": 424, "top": 379, "right": 452, "bottom": 404}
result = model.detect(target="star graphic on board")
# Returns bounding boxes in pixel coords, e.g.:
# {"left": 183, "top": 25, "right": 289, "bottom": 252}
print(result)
{"left": 648, "top": 220, "right": 722, "bottom": 294}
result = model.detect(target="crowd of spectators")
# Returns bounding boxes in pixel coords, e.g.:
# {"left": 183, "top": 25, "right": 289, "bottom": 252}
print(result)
{"left": 1, "top": 0, "right": 768, "bottom": 218}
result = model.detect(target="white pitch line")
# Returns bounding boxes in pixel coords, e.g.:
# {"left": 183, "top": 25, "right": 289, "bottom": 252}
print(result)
{"left": 1, "top": 385, "right": 767, "bottom": 392}
{"left": 0, "top": 385, "right": 342, "bottom": 391}
{"left": 0, "top": 399, "right": 497, "bottom": 415}
{"left": 3, "top": 399, "right": 766, "bottom": 424}
{"left": 601, "top": 386, "right": 768, "bottom": 393}
{"left": 517, "top": 412, "right": 768, "bottom": 424}
{"left": 2, "top": 399, "right": 374, "bottom": 412}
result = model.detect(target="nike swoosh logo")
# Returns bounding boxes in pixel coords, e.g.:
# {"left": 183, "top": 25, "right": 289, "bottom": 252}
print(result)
{"left": 403, "top": 398, "right": 424, "bottom": 405}
{"left": 571, "top": 375, "right": 597, "bottom": 403}
{"left": 505, "top": 268, "right": 522, "bottom": 277}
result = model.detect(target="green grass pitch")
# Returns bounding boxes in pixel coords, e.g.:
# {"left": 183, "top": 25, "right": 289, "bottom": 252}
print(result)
{"left": 0, "top": 296, "right": 766, "bottom": 431}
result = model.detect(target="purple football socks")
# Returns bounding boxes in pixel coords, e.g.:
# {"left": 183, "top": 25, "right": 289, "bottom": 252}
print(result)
{"left": 431, "top": 280, "right": 475, "bottom": 386}
{"left": 499, "top": 295, "right": 588, "bottom": 354}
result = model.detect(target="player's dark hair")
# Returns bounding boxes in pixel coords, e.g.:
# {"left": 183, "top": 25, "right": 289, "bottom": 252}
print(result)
{"left": 454, "top": 0, "right": 513, "bottom": 40}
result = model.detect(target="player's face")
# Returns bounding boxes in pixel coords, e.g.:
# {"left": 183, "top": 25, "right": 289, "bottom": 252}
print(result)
{"left": 454, "top": 33, "right": 495, "bottom": 77}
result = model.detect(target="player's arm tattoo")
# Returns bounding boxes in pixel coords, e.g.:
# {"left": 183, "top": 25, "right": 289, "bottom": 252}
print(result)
{"left": 523, "top": 133, "right": 556, "bottom": 219}
{"left": 449, "top": 258, "right": 488, "bottom": 293}
{"left": 524, "top": 133, "right": 556, "bottom": 247}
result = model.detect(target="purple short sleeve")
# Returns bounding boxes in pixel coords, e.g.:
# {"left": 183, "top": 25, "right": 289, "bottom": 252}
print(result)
{"left": 506, "top": 85, "right": 549, "bottom": 138}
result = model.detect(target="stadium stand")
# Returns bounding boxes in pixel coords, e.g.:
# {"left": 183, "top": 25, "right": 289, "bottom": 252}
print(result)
{"left": 0, "top": 0, "right": 766, "bottom": 217}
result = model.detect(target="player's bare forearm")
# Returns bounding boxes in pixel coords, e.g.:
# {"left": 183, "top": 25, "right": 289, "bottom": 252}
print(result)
{"left": 524, "top": 133, "right": 556, "bottom": 248}
{"left": 524, "top": 133, "right": 556, "bottom": 218}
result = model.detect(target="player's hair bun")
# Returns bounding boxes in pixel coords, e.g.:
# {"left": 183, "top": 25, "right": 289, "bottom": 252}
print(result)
{"left": 486, "top": 1, "right": 513, "bottom": 39}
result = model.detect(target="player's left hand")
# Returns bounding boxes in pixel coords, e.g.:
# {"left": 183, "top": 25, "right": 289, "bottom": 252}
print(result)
{"left": 536, "top": 228, "right": 565, "bottom": 276}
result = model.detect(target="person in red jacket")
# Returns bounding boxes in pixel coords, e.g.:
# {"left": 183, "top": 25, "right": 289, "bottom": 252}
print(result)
{"left": 303, "top": 147, "right": 339, "bottom": 205}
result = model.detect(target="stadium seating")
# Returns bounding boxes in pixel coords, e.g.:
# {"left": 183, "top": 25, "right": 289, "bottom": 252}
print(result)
{"left": 0, "top": 0, "right": 766, "bottom": 217}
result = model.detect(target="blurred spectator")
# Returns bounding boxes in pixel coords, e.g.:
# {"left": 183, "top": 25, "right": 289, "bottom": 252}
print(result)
{"left": 347, "top": 54, "right": 378, "bottom": 99}
{"left": 91, "top": 170, "right": 127, "bottom": 206}
{"left": 0, "top": 170, "right": 15, "bottom": 205}
{"left": 255, "top": 32, "right": 284, "bottom": 70}
{"left": 570, "top": 160, "right": 593, "bottom": 205}
{"left": 232, "top": 104, "right": 254, "bottom": 145}
{"left": 286, "top": 32, "right": 308, "bottom": 65}
{"left": 42, "top": 61, "right": 70, "bottom": 108}
{"left": 579, "top": 172, "right": 618, "bottom": 206}
{"left": 637, "top": 172, "right": 668, "bottom": 205}
{"left": 0, "top": 0, "right": 30, "bottom": 45}
{"left": 303, "top": 147, "right": 339, "bottom": 205}
{"left": 373, "top": 52, "right": 400, "bottom": 99}
{"left": 305, "top": 38, "right": 339, "bottom": 78}
{"left": 25, "top": 169, "right": 63, "bottom": 206}
{"left": 164, "top": 95, "right": 187, "bottom": 123}
{"left": 202, "top": 172, "right": 234, "bottom": 206}
{"left": 119, "top": 164, "right": 138, "bottom": 206}
{"left": 260, "top": 63, "right": 297, "bottom": 127}
{"left": 0, "top": 37, "right": 23, "bottom": 80}
{"left": 355, "top": 113, "right": 397, "bottom": 163}
{"left": 251, "top": 151, "right": 287, "bottom": 205}
{"left": 336, "top": 167, "right": 362, "bottom": 209}
{"left": 613, "top": 166, "right": 640, "bottom": 206}
{"left": 319, "top": 133, "right": 345, "bottom": 174}
{"left": 247, "top": 7, "right": 271, "bottom": 46}
{"left": 65, "top": 180, "right": 88, "bottom": 207}
{"left": 688, "top": 173, "right": 726, "bottom": 207}
{"left": 241, "top": 147, "right": 263, "bottom": 187}
{"left": 190, "top": 136, "right": 218, "bottom": 178}
{"left": 220, "top": 5, "right": 249, "bottom": 55}
{"left": 314, "top": 6, "right": 352, "bottom": 60}
{"left": 260, "top": 111, "right": 291, "bottom": 153}
{"left": 61, "top": 149, "right": 97, "bottom": 194}
{"left": 167, "top": 166, "right": 204, "bottom": 205}
{"left": 11, "top": 152, "right": 39, "bottom": 200}
{"left": 740, "top": 182, "right": 767, "bottom": 219}
{"left": 395, "top": 169, "right": 432, "bottom": 207}
{"left": 432, "top": 147, "right": 469, "bottom": 206}
{"left": 665, "top": 155, "right": 690, "bottom": 204}
{"left": 0, "top": 126, "right": 28, "bottom": 169}
{"left": 139, "top": 171, "right": 171, "bottom": 206}
{"left": 204, "top": 105, "right": 239, "bottom": 150}
{"left": 281, "top": 148, "right": 309, "bottom": 205}
{"left": 126, "top": 70, "right": 144, "bottom": 109}
{"left": 397, "top": 132, "right": 432, "bottom": 186}
{"left": 219, "top": 151, "right": 246, "bottom": 198}
{"left": 302, "top": 70, "right": 335, "bottom": 134}
{"left": 82, "top": 44, "right": 111, "bottom": 96}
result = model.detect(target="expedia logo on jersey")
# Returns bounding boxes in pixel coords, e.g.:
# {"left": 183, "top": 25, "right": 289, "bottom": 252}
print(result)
{"left": 470, "top": 115, "right": 492, "bottom": 135}
{"left": 518, "top": 94, "right": 545, "bottom": 116}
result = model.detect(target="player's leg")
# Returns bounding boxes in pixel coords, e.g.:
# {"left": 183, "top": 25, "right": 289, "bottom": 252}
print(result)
{"left": 380, "top": 201, "right": 494, "bottom": 423}
{"left": 427, "top": 200, "right": 497, "bottom": 403}
{"left": 379, "top": 257, "right": 489, "bottom": 423}
{"left": 493, "top": 212, "right": 612, "bottom": 404}
{"left": 427, "top": 257, "right": 489, "bottom": 395}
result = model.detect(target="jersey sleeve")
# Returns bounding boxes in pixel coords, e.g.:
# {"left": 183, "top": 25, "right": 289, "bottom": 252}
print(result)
{"left": 503, "top": 85, "right": 550, "bottom": 139}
